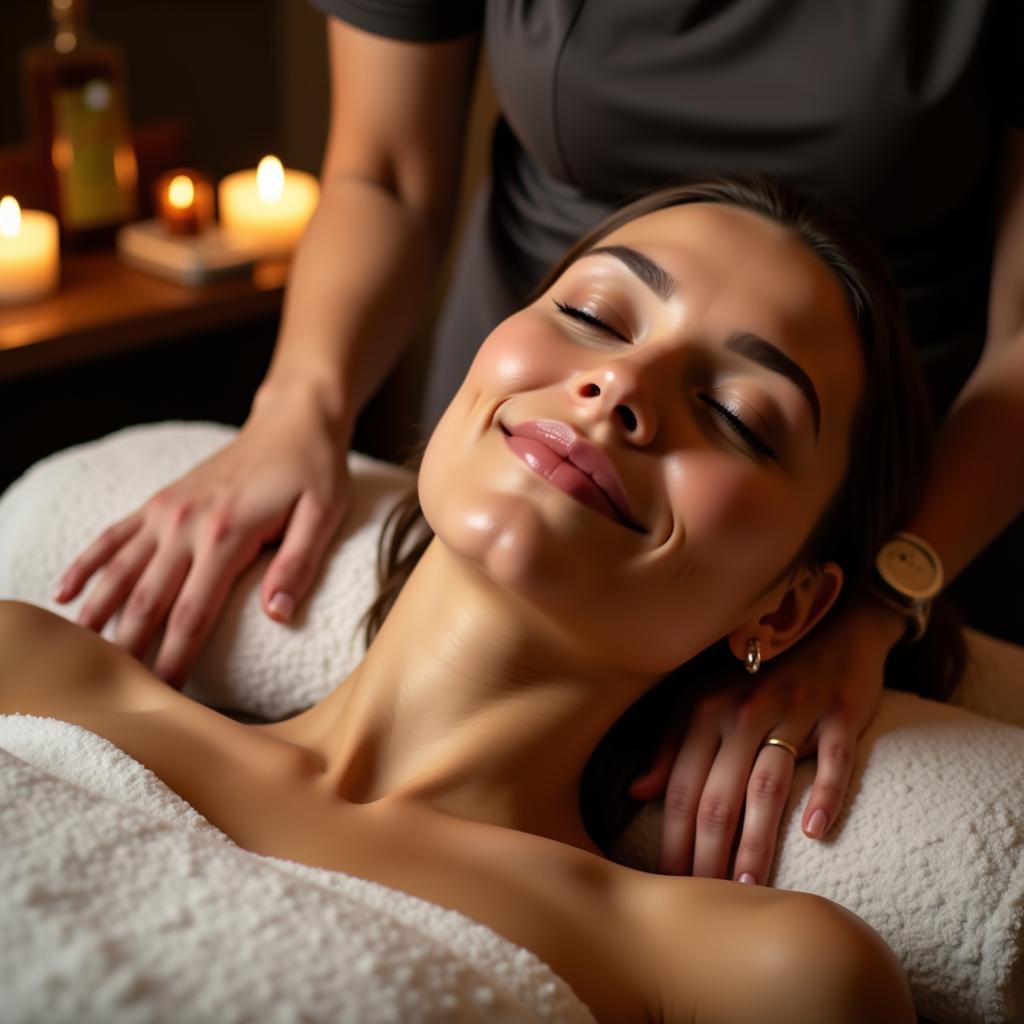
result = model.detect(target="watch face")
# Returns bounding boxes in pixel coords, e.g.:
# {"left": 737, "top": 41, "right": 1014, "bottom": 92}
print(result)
{"left": 876, "top": 535, "right": 943, "bottom": 600}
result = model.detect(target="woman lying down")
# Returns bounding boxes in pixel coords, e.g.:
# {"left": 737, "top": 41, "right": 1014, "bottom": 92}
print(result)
{"left": 0, "top": 176, "right": 923, "bottom": 1023}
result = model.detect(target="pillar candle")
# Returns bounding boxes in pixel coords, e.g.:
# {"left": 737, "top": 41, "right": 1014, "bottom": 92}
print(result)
{"left": 218, "top": 155, "right": 319, "bottom": 255}
{"left": 0, "top": 196, "right": 60, "bottom": 305}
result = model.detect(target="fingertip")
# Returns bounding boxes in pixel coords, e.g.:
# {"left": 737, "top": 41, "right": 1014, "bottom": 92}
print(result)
{"left": 804, "top": 808, "right": 828, "bottom": 839}
{"left": 53, "top": 573, "right": 78, "bottom": 602}
{"left": 268, "top": 590, "right": 295, "bottom": 623}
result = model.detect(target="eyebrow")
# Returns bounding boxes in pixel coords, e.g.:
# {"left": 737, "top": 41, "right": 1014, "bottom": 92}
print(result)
{"left": 725, "top": 332, "right": 821, "bottom": 440}
{"left": 586, "top": 244, "right": 676, "bottom": 302}
{"left": 583, "top": 243, "right": 822, "bottom": 440}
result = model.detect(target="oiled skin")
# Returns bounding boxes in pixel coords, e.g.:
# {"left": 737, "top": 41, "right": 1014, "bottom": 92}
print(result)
{"left": 0, "top": 601, "right": 914, "bottom": 1024}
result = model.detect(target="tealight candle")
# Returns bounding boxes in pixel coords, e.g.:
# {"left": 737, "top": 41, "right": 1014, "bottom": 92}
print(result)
{"left": 218, "top": 155, "right": 319, "bottom": 255}
{"left": 0, "top": 196, "right": 60, "bottom": 305}
{"left": 154, "top": 168, "right": 214, "bottom": 236}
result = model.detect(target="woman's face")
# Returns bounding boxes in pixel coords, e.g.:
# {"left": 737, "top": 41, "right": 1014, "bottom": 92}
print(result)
{"left": 419, "top": 202, "right": 864, "bottom": 675}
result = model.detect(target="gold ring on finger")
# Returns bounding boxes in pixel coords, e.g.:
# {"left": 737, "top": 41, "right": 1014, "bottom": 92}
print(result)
{"left": 761, "top": 736, "right": 799, "bottom": 758}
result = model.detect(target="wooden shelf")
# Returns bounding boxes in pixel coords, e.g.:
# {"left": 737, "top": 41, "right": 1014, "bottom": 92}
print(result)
{"left": 0, "top": 249, "right": 287, "bottom": 382}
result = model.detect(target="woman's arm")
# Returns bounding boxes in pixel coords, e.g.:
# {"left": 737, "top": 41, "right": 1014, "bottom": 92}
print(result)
{"left": 55, "top": 20, "right": 481, "bottom": 686}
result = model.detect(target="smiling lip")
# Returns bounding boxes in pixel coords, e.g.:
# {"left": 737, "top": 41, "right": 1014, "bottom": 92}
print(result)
{"left": 501, "top": 420, "right": 647, "bottom": 533}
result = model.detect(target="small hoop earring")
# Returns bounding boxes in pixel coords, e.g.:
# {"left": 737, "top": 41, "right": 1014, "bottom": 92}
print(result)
{"left": 745, "top": 638, "right": 761, "bottom": 674}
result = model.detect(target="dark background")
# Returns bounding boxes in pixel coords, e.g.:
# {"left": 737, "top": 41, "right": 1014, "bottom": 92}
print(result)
{"left": 2, "top": 0, "right": 331, "bottom": 177}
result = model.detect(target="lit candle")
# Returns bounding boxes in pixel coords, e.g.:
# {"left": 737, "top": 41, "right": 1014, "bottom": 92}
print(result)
{"left": 0, "top": 196, "right": 60, "bottom": 305}
{"left": 154, "top": 168, "right": 214, "bottom": 236}
{"left": 218, "top": 155, "right": 319, "bottom": 255}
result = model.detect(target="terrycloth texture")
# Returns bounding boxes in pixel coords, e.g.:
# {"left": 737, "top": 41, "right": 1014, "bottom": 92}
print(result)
{"left": 1, "top": 421, "right": 1023, "bottom": 1023}
{"left": 0, "top": 715, "right": 595, "bottom": 1024}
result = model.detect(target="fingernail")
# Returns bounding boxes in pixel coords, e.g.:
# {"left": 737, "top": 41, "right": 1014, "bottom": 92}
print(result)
{"left": 806, "top": 808, "right": 828, "bottom": 838}
{"left": 738, "top": 872, "right": 757, "bottom": 885}
{"left": 269, "top": 591, "right": 295, "bottom": 622}
{"left": 53, "top": 580, "right": 68, "bottom": 602}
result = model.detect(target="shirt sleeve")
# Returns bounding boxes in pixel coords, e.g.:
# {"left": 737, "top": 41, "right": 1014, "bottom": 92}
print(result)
{"left": 993, "top": 0, "right": 1024, "bottom": 127}
{"left": 307, "top": 0, "right": 483, "bottom": 42}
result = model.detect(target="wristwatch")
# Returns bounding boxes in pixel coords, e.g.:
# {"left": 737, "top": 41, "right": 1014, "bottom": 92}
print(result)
{"left": 869, "top": 532, "right": 944, "bottom": 643}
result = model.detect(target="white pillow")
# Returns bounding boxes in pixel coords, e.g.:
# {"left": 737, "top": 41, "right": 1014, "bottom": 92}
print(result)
{"left": 0, "top": 421, "right": 1022, "bottom": 1024}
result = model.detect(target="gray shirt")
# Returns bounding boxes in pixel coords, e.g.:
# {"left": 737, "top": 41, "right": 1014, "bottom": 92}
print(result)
{"left": 311, "top": 0, "right": 1023, "bottom": 431}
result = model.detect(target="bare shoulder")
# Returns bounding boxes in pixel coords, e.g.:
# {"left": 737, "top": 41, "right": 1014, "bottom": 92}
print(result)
{"left": 617, "top": 868, "right": 915, "bottom": 1024}
{"left": 0, "top": 598, "right": 170, "bottom": 716}
{"left": 741, "top": 889, "right": 916, "bottom": 1024}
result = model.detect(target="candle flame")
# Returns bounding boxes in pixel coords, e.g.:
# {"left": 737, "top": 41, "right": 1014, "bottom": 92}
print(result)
{"left": 256, "top": 155, "right": 285, "bottom": 204}
{"left": 0, "top": 196, "right": 21, "bottom": 238}
{"left": 167, "top": 175, "right": 196, "bottom": 210}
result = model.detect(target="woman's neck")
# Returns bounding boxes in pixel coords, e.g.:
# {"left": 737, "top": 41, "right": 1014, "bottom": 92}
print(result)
{"left": 272, "top": 539, "right": 660, "bottom": 848}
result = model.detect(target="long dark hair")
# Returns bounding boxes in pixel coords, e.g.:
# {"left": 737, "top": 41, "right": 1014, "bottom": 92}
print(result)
{"left": 358, "top": 175, "right": 965, "bottom": 851}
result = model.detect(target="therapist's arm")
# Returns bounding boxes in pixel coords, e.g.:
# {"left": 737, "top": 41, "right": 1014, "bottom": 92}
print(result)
{"left": 56, "top": 20, "right": 481, "bottom": 686}
{"left": 899, "top": 125, "right": 1024, "bottom": 581}
{"left": 264, "top": 19, "right": 482, "bottom": 438}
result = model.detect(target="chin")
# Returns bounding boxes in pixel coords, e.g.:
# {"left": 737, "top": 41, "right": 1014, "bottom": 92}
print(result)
{"left": 423, "top": 481, "right": 562, "bottom": 593}
{"left": 420, "top": 476, "right": 711, "bottom": 672}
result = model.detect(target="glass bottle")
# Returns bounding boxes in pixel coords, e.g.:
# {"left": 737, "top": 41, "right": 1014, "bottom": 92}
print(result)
{"left": 21, "top": 0, "right": 138, "bottom": 247}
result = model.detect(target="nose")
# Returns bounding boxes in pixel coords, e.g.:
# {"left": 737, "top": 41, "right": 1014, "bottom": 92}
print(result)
{"left": 568, "top": 352, "right": 662, "bottom": 445}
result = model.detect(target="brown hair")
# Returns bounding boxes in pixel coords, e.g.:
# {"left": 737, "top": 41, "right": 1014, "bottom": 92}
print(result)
{"left": 359, "top": 174, "right": 965, "bottom": 851}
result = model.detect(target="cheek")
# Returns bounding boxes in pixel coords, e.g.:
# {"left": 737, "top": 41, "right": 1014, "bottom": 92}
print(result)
{"left": 668, "top": 454, "right": 762, "bottom": 538}
{"left": 419, "top": 312, "right": 568, "bottom": 528}
{"left": 665, "top": 453, "right": 807, "bottom": 583}
{"left": 466, "top": 312, "right": 575, "bottom": 394}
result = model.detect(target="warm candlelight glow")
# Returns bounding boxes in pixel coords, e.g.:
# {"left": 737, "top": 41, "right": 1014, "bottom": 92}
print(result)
{"left": 256, "top": 156, "right": 285, "bottom": 204}
{"left": 0, "top": 196, "right": 20, "bottom": 238}
{"left": 0, "top": 196, "right": 59, "bottom": 304}
{"left": 153, "top": 168, "right": 213, "bottom": 236}
{"left": 167, "top": 175, "right": 196, "bottom": 210}
{"left": 219, "top": 156, "right": 319, "bottom": 255}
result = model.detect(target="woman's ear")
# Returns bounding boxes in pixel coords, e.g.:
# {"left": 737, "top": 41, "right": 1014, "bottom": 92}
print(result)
{"left": 727, "top": 562, "right": 844, "bottom": 667}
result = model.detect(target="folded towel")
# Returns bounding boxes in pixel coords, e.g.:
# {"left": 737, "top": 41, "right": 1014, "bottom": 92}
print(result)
{"left": 1, "top": 421, "right": 1023, "bottom": 1023}
{"left": 0, "top": 713, "right": 596, "bottom": 1024}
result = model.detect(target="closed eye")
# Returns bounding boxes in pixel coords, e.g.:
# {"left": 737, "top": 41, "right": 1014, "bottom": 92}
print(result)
{"left": 556, "top": 298, "right": 778, "bottom": 460}
{"left": 698, "top": 394, "right": 778, "bottom": 460}
{"left": 553, "top": 300, "right": 630, "bottom": 342}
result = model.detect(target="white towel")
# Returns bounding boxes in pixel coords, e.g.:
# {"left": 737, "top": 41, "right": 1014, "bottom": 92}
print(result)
{"left": 0, "top": 713, "right": 596, "bottom": 1024}
{"left": 1, "top": 421, "right": 1023, "bottom": 1023}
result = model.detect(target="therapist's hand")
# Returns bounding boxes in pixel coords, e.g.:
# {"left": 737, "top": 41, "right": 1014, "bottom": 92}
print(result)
{"left": 53, "top": 377, "right": 353, "bottom": 688}
{"left": 629, "top": 596, "right": 907, "bottom": 884}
